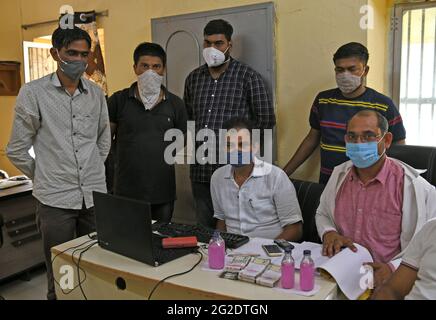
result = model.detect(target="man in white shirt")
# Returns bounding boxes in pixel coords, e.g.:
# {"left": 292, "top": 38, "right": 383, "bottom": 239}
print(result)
{"left": 372, "top": 219, "right": 436, "bottom": 300}
{"left": 211, "top": 118, "right": 303, "bottom": 241}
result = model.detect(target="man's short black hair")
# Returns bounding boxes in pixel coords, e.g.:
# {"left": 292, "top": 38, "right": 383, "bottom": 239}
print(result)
{"left": 204, "top": 19, "right": 233, "bottom": 41}
{"left": 133, "top": 42, "right": 166, "bottom": 67}
{"left": 223, "top": 117, "right": 256, "bottom": 141}
{"left": 347, "top": 110, "right": 389, "bottom": 134}
{"left": 52, "top": 26, "right": 91, "bottom": 50}
{"left": 333, "top": 42, "right": 369, "bottom": 65}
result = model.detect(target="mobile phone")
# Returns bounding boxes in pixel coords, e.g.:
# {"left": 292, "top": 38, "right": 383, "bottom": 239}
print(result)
{"left": 262, "top": 244, "right": 283, "bottom": 257}
{"left": 274, "top": 239, "right": 295, "bottom": 251}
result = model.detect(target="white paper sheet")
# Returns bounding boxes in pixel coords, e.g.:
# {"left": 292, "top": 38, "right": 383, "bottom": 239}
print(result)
{"left": 317, "top": 243, "right": 373, "bottom": 300}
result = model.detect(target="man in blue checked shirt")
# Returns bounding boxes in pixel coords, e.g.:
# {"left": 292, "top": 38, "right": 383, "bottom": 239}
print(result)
{"left": 184, "top": 19, "right": 276, "bottom": 228}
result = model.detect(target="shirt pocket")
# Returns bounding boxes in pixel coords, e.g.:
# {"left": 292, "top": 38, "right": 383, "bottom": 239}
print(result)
{"left": 371, "top": 208, "right": 402, "bottom": 239}
{"left": 153, "top": 112, "right": 175, "bottom": 133}
{"left": 250, "top": 198, "right": 276, "bottom": 224}
{"left": 77, "top": 113, "right": 98, "bottom": 138}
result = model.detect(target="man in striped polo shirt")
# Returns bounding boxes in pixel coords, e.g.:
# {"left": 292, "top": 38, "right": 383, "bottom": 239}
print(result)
{"left": 284, "top": 42, "right": 406, "bottom": 185}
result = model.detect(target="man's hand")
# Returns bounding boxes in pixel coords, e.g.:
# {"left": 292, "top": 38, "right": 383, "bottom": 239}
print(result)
{"left": 322, "top": 231, "right": 357, "bottom": 257}
{"left": 365, "top": 262, "right": 393, "bottom": 288}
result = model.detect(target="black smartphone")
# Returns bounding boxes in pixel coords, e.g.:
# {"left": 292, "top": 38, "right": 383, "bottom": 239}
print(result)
{"left": 262, "top": 244, "right": 283, "bottom": 257}
{"left": 274, "top": 239, "right": 295, "bottom": 251}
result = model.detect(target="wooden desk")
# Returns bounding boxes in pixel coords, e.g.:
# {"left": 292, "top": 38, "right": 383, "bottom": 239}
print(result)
{"left": 0, "top": 182, "right": 44, "bottom": 281}
{"left": 52, "top": 235, "right": 338, "bottom": 300}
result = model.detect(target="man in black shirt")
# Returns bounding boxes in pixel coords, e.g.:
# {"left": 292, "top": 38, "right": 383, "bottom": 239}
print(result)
{"left": 108, "top": 43, "right": 187, "bottom": 222}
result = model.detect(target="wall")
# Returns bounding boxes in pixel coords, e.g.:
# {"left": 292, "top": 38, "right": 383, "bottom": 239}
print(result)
{"left": 367, "top": 0, "right": 389, "bottom": 94}
{"left": 0, "top": 0, "right": 23, "bottom": 176}
{"left": 1, "top": 0, "right": 393, "bottom": 182}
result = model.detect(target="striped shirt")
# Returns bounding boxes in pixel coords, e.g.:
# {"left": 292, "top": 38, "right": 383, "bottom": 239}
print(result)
{"left": 309, "top": 87, "right": 406, "bottom": 184}
{"left": 7, "top": 72, "right": 111, "bottom": 209}
{"left": 184, "top": 58, "right": 275, "bottom": 183}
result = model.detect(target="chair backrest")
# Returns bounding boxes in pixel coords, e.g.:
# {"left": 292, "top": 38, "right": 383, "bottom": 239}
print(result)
{"left": 0, "top": 214, "right": 4, "bottom": 248}
{"left": 387, "top": 144, "right": 436, "bottom": 186}
{"left": 291, "top": 179, "right": 325, "bottom": 243}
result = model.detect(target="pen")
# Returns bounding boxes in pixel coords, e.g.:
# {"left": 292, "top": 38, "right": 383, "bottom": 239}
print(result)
{"left": 227, "top": 253, "right": 260, "bottom": 257}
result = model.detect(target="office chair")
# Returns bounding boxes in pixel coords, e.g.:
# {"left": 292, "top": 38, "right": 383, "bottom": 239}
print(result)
{"left": 0, "top": 214, "right": 4, "bottom": 248}
{"left": 291, "top": 179, "right": 324, "bottom": 243}
{"left": 0, "top": 214, "right": 4, "bottom": 300}
{"left": 387, "top": 144, "right": 436, "bottom": 186}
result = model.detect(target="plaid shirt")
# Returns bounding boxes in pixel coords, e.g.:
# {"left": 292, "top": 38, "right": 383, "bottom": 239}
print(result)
{"left": 184, "top": 58, "right": 275, "bottom": 183}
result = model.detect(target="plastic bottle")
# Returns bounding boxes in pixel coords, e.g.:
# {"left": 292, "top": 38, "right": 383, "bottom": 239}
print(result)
{"left": 281, "top": 247, "right": 295, "bottom": 289}
{"left": 208, "top": 231, "right": 226, "bottom": 269}
{"left": 300, "top": 249, "right": 315, "bottom": 291}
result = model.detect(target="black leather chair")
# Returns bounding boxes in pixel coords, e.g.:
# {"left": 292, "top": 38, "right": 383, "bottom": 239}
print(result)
{"left": 291, "top": 179, "right": 325, "bottom": 244}
{"left": 0, "top": 214, "right": 3, "bottom": 248}
{"left": 0, "top": 214, "right": 4, "bottom": 300}
{"left": 387, "top": 144, "right": 436, "bottom": 186}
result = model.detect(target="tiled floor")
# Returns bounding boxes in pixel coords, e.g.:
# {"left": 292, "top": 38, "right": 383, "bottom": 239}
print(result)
{"left": 0, "top": 267, "right": 47, "bottom": 300}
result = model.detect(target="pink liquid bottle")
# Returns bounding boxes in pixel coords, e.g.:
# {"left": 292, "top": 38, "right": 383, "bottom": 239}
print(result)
{"left": 281, "top": 247, "right": 295, "bottom": 289}
{"left": 300, "top": 250, "right": 315, "bottom": 291}
{"left": 208, "top": 231, "right": 226, "bottom": 269}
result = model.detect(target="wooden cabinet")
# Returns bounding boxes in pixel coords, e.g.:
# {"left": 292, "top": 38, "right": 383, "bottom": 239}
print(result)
{"left": 0, "top": 183, "right": 44, "bottom": 281}
{"left": 0, "top": 61, "right": 21, "bottom": 96}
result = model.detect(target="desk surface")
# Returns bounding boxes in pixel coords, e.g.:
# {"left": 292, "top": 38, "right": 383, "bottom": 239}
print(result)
{"left": 0, "top": 182, "right": 33, "bottom": 199}
{"left": 51, "top": 235, "right": 338, "bottom": 300}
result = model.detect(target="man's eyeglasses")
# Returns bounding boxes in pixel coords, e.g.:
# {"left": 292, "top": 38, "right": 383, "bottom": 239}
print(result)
{"left": 345, "top": 132, "right": 383, "bottom": 143}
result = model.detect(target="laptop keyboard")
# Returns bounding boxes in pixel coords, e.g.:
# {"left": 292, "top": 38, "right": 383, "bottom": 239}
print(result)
{"left": 151, "top": 233, "right": 196, "bottom": 265}
{"left": 153, "top": 222, "right": 250, "bottom": 249}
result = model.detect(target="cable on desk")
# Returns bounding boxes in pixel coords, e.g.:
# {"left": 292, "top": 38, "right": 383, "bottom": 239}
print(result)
{"left": 147, "top": 251, "right": 203, "bottom": 300}
{"left": 72, "top": 241, "right": 97, "bottom": 300}
{"left": 51, "top": 238, "right": 97, "bottom": 296}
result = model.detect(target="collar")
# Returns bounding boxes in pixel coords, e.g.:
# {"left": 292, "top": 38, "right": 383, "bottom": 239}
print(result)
{"left": 349, "top": 156, "right": 391, "bottom": 186}
{"left": 224, "top": 157, "right": 271, "bottom": 179}
{"left": 129, "top": 82, "right": 167, "bottom": 101}
{"left": 50, "top": 72, "right": 88, "bottom": 94}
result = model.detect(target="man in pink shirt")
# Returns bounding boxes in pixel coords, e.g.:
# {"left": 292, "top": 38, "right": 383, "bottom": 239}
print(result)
{"left": 316, "top": 110, "right": 436, "bottom": 287}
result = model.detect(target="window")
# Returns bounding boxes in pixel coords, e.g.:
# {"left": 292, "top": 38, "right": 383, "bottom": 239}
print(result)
{"left": 23, "top": 40, "right": 57, "bottom": 83}
{"left": 393, "top": 3, "right": 436, "bottom": 147}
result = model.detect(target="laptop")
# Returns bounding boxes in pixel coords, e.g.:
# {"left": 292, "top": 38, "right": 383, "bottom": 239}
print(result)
{"left": 93, "top": 191, "right": 197, "bottom": 267}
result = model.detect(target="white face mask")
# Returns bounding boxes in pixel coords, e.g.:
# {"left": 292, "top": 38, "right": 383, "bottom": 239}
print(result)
{"left": 203, "top": 46, "right": 230, "bottom": 67}
{"left": 336, "top": 70, "right": 365, "bottom": 94}
{"left": 137, "top": 70, "right": 163, "bottom": 110}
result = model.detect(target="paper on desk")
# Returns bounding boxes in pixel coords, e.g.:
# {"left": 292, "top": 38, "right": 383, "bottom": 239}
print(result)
{"left": 292, "top": 242, "right": 330, "bottom": 270}
{"left": 230, "top": 239, "right": 330, "bottom": 269}
{"left": 274, "top": 279, "right": 321, "bottom": 297}
{"left": 317, "top": 243, "right": 373, "bottom": 300}
{"left": 227, "top": 237, "right": 284, "bottom": 264}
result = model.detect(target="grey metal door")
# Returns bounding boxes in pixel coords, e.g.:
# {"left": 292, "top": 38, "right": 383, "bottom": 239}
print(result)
{"left": 152, "top": 2, "right": 276, "bottom": 224}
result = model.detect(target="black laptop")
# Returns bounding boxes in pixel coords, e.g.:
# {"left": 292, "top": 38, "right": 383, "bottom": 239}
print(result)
{"left": 93, "top": 192, "right": 197, "bottom": 267}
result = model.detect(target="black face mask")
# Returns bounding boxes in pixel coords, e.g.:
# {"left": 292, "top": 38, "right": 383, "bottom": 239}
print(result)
{"left": 57, "top": 50, "right": 88, "bottom": 81}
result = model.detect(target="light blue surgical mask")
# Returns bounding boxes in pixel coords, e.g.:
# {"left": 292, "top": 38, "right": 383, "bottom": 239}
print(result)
{"left": 227, "top": 151, "right": 252, "bottom": 168}
{"left": 346, "top": 135, "right": 386, "bottom": 168}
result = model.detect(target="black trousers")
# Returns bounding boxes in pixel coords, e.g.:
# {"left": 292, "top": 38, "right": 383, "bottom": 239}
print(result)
{"left": 35, "top": 201, "right": 95, "bottom": 300}
{"left": 150, "top": 201, "right": 174, "bottom": 223}
{"left": 191, "top": 182, "right": 216, "bottom": 228}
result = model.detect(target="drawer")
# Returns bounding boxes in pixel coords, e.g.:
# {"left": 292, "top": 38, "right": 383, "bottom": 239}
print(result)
{"left": 0, "top": 195, "right": 37, "bottom": 222}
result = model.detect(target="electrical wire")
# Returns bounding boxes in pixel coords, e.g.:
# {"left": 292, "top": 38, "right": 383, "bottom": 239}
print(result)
{"left": 51, "top": 237, "right": 97, "bottom": 296}
{"left": 71, "top": 241, "right": 97, "bottom": 300}
{"left": 147, "top": 251, "right": 203, "bottom": 300}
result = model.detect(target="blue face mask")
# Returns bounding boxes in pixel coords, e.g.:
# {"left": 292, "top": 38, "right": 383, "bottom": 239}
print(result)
{"left": 227, "top": 151, "right": 252, "bottom": 168}
{"left": 346, "top": 139, "right": 385, "bottom": 169}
